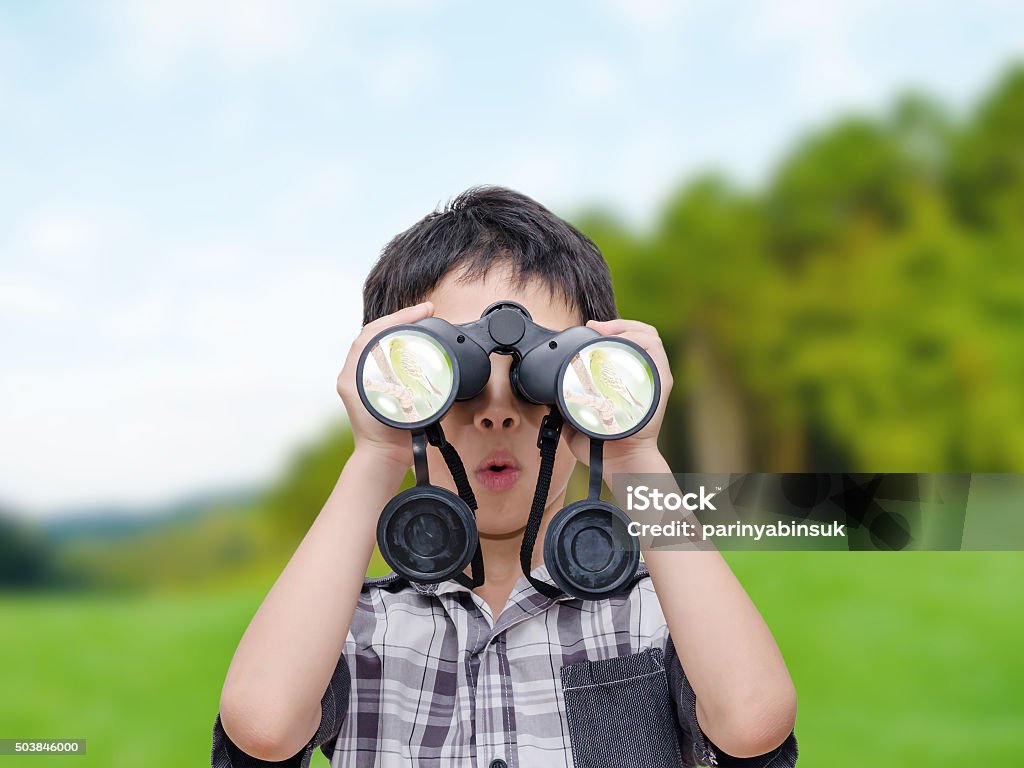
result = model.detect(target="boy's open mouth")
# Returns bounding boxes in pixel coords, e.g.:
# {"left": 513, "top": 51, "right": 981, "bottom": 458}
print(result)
{"left": 475, "top": 450, "right": 521, "bottom": 493}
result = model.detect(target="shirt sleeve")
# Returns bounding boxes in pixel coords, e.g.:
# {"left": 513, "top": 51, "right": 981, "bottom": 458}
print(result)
{"left": 210, "top": 652, "right": 351, "bottom": 768}
{"left": 664, "top": 636, "right": 799, "bottom": 768}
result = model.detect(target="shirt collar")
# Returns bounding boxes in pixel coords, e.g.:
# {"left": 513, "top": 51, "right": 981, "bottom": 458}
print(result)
{"left": 363, "top": 563, "right": 561, "bottom": 598}
{"left": 363, "top": 560, "right": 650, "bottom": 599}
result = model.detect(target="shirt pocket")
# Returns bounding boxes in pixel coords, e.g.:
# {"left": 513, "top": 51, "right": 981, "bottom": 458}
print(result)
{"left": 560, "top": 647, "right": 685, "bottom": 768}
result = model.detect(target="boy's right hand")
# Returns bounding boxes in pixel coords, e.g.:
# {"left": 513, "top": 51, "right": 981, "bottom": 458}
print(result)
{"left": 336, "top": 300, "right": 435, "bottom": 470}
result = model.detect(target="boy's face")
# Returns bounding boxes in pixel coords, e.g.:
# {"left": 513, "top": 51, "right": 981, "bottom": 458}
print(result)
{"left": 423, "top": 264, "right": 580, "bottom": 540}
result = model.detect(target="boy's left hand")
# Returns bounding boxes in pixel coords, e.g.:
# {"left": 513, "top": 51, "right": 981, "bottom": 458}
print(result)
{"left": 561, "top": 318, "right": 673, "bottom": 475}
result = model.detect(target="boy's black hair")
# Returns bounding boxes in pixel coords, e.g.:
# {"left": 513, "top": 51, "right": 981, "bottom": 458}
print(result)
{"left": 362, "top": 186, "right": 618, "bottom": 326}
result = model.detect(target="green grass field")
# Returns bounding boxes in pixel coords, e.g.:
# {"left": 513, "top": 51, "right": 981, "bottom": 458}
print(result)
{"left": 1, "top": 553, "right": 1021, "bottom": 766}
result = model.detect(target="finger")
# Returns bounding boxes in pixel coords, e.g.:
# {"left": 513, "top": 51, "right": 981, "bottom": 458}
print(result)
{"left": 581, "top": 327, "right": 664, "bottom": 355}
{"left": 602, "top": 331, "right": 672, "bottom": 383}
{"left": 586, "top": 318, "right": 659, "bottom": 336}
{"left": 362, "top": 301, "right": 435, "bottom": 336}
{"left": 611, "top": 330, "right": 663, "bottom": 352}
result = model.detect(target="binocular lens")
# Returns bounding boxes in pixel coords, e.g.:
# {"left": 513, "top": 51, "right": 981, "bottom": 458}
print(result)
{"left": 560, "top": 339, "right": 658, "bottom": 438}
{"left": 377, "top": 488, "right": 477, "bottom": 583}
{"left": 360, "top": 329, "right": 456, "bottom": 427}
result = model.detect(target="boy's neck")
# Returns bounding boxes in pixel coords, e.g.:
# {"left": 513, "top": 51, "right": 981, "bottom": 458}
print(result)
{"left": 469, "top": 496, "right": 561, "bottom": 617}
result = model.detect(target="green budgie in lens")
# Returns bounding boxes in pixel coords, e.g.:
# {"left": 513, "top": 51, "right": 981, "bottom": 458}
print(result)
{"left": 389, "top": 337, "right": 444, "bottom": 407}
{"left": 589, "top": 347, "right": 644, "bottom": 422}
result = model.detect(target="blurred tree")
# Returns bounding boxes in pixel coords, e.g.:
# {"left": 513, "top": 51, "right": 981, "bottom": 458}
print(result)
{"left": 261, "top": 421, "right": 357, "bottom": 546}
{"left": 580, "top": 64, "right": 1024, "bottom": 473}
{"left": 950, "top": 66, "right": 1024, "bottom": 230}
{"left": 767, "top": 118, "right": 912, "bottom": 269}
{"left": 259, "top": 420, "right": 397, "bottom": 576}
{"left": 0, "top": 514, "right": 63, "bottom": 588}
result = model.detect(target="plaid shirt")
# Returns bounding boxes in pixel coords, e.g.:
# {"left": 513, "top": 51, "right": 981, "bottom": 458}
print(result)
{"left": 211, "top": 561, "right": 798, "bottom": 768}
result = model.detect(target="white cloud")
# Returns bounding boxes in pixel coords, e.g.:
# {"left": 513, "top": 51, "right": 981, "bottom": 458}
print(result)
{"left": 1, "top": 204, "right": 143, "bottom": 329}
{"left": 490, "top": 147, "right": 580, "bottom": 209}
{"left": 739, "top": 0, "right": 881, "bottom": 111}
{"left": 1, "top": 189, "right": 368, "bottom": 512}
{"left": 102, "top": 0, "right": 448, "bottom": 87}
{"left": 602, "top": 0, "right": 695, "bottom": 30}
{"left": 20, "top": 204, "right": 141, "bottom": 272}
{"left": 0, "top": 18, "right": 19, "bottom": 105}
{"left": 104, "top": 0, "right": 328, "bottom": 78}
{"left": 0, "top": 361, "right": 340, "bottom": 513}
{"left": 561, "top": 53, "right": 626, "bottom": 102}
{"left": 0, "top": 236, "right": 365, "bottom": 512}
{"left": 364, "top": 45, "right": 443, "bottom": 102}
{"left": 0, "top": 275, "right": 67, "bottom": 318}
{"left": 271, "top": 162, "right": 358, "bottom": 234}
{"left": 604, "top": 124, "right": 684, "bottom": 226}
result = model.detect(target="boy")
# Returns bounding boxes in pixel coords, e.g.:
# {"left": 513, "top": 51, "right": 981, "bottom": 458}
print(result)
{"left": 211, "top": 186, "right": 798, "bottom": 768}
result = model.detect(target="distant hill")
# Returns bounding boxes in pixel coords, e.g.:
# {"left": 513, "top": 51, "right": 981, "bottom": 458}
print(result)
{"left": 0, "top": 421, "right": 356, "bottom": 592}
{"left": 39, "top": 486, "right": 263, "bottom": 546}
{"left": 0, "top": 486, "right": 268, "bottom": 590}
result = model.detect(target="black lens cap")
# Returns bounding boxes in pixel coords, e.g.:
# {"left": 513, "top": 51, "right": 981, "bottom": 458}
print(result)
{"left": 543, "top": 500, "right": 640, "bottom": 600}
{"left": 377, "top": 487, "right": 478, "bottom": 584}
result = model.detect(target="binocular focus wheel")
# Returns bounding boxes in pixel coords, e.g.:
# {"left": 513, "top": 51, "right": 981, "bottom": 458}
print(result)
{"left": 377, "top": 487, "right": 478, "bottom": 584}
{"left": 543, "top": 500, "right": 640, "bottom": 600}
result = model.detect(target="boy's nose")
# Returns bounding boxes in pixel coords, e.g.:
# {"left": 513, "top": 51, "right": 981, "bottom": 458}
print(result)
{"left": 472, "top": 355, "right": 522, "bottom": 432}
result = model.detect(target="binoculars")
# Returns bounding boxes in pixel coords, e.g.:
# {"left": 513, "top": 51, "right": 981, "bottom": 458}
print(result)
{"left": 356, "top": 300, "right": 660, "bottom": 600}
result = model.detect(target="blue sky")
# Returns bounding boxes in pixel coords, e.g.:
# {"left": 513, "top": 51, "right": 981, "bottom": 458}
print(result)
{"left": 2, "top": 0, "right": 1022, "bottom": 515}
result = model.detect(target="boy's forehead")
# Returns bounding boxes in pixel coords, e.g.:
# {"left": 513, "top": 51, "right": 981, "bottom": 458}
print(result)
{"left": 425, "top": 267, "right": 580, "bottom": 330}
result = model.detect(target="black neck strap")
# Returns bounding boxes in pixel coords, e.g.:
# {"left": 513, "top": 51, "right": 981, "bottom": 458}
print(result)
{"left": 588, "top": 439, "right": 604, "bottom": 500}
{"left": 421, "top": 423, "right": 485, "bottom": 589}
{"left": 520, "top": 408, "right": 565, "bottom": 599}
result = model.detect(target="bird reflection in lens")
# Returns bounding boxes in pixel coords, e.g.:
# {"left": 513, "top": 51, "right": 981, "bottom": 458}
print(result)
{"left": 362, "top": 330, "right": 454, "bottom": 423}
{"left": 562, "top": 341, "right": 656, "bottom": 436}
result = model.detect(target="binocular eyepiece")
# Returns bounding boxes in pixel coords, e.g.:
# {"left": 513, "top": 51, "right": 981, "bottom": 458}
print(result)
{"left": 356, "top": 300, "right": 660, "bottom": 600}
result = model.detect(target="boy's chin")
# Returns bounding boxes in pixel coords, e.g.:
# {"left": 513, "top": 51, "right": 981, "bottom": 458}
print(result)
{"left": 475, "top": 516, "right": 531, "bottom": 540}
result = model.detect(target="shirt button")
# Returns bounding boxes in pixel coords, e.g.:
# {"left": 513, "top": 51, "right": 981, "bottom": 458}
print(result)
{"left": 489, "top": 760, "right": 507, "bottom": 768}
